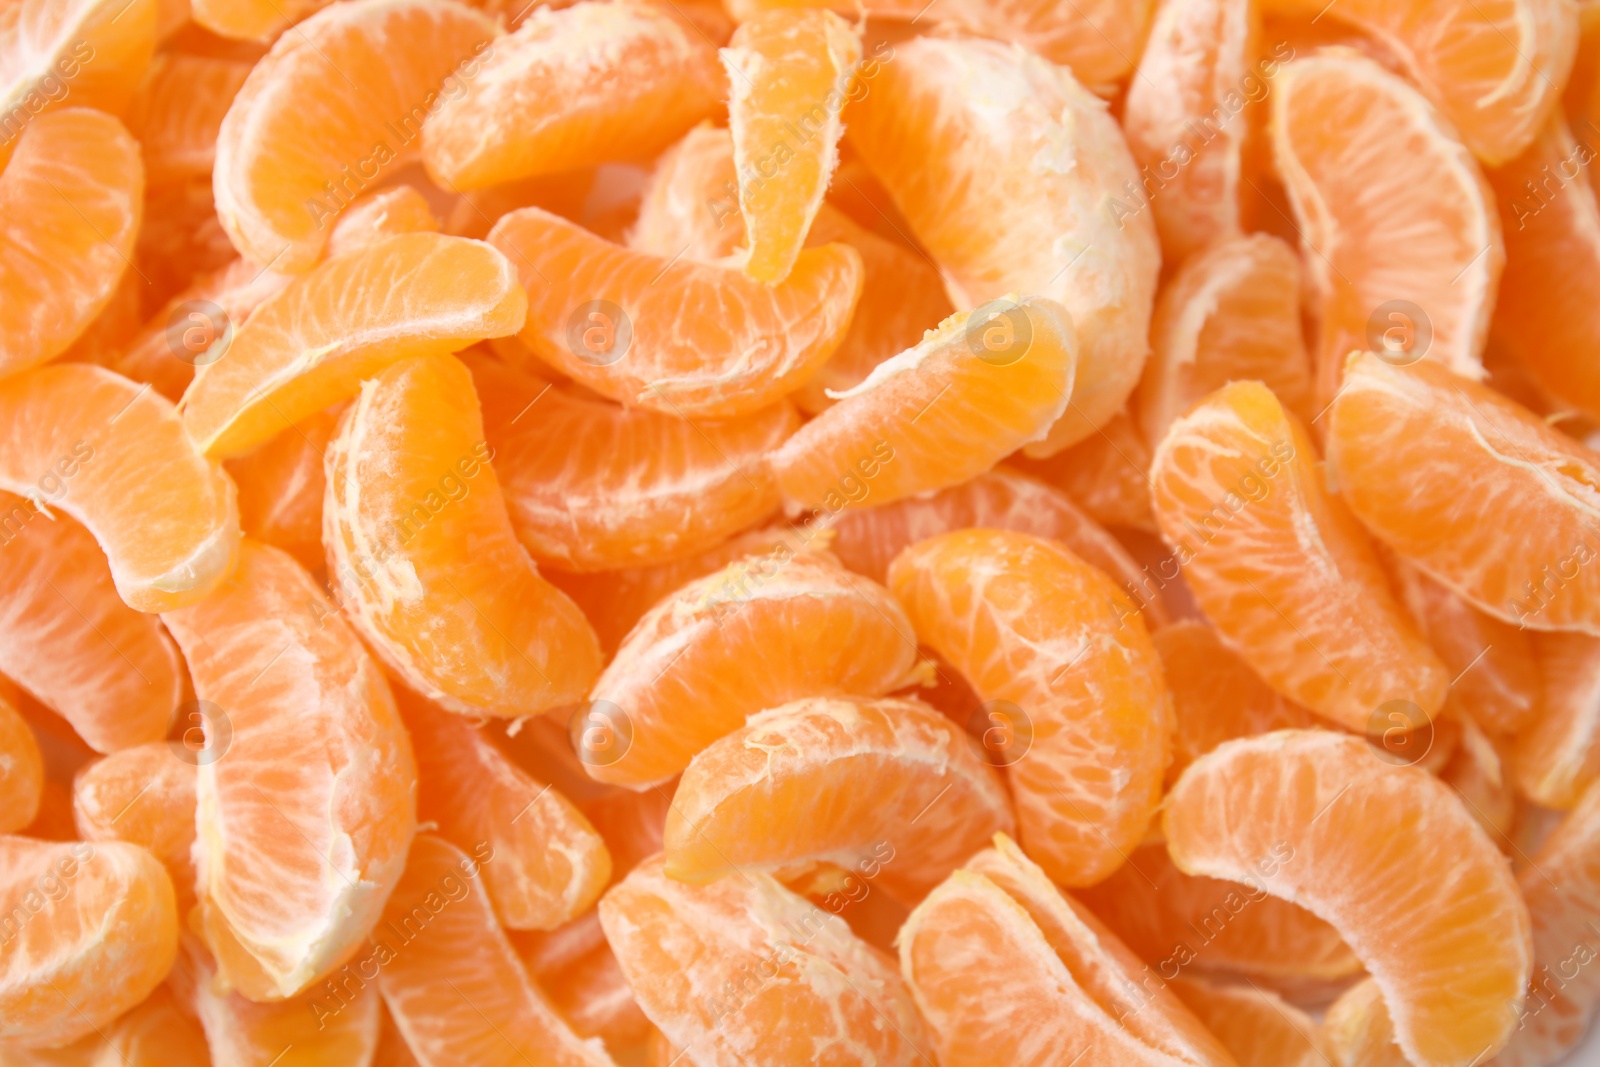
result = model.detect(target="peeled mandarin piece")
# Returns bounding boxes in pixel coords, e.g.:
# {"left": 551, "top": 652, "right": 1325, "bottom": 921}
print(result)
{"left": 1441, "top": 716, "right": 1516, "bottom": 842}
{"left": 1264, "top": 0, "right": 1575, "bottom": 164}
{"left": 0, "top": 496, "right": 183, "bottom": 751}
{"left": 1075, "top": 842, "right": 1361, "bottom": 985}
{"left": 224, "top": 404, "right": 345, "bottom": 576}
{"left": 1514, "top": 633, "right": 1600, "bottom": 809}
{"left": 375, "top": 1010, "right": 422, "bottom": 1067}
{"left": 125, "top": 52, "right": 253, "bottom": 186}
{"left": 0, "top": 0, "right": 157, "bottom": 126}
{"left": 103, "top": 985, "right": 210, "bottom": 1066}
{"left": 1321, "top": 979, "right": 1410, "bottom": 1067}
{"left": 723, "top": 9, "right": 859, "bottom": 283}
{"left": 584, "top": 551, "right": 917, "bottom": 787}
{"left": 540, "top": 940, "right": 652, "bottom": 1055}
{"left": 1012, "top": 409, "right": 1157, "bottom": 530}
{"left": 0, "top": 364, "right": 240, "bottom": 613}
{"left": 1388, "top": 557, "right": 1540, "bottom": 737}
{"left": 376, "top": 835, "right": 615, "bottom": 1067}
{"left": 1153, "top": 620, "right": 1321, "bottom": 785}
{"left": 829, "top": 466, "right": 1164, "bottom": 624}
{"left": 629, "top": 122, "right": 747, "bottom": 262}
{"left": 0, "top": 689, "right": 43, "bottom": 833}
{"left": 887, "top": 529, "right": 1170, "bottom": 887}
{"left": 1327, "top": 352, "right": 1600, "bottom": 635}
{"left": 847, "top": 35, "right": 1160, "bottom": 450}
{"left": 900, "top": 835, "right": 1235, "bottom": 1067}
{"left": 0, "top": 109, "right": 143, "bottom": 378}
{"left": 1165, "top": 730, "right": 1532, "bottom": 1067}
{"left": 423, "top": 1, "right": 722, "bottom": 191}
{"left": 489, "top": 206, "right": 862, "bottom": 417}
{"left": 770, "top": 295, "right": 1076, "bottom": 510}
{"left": 1272, "top": 49, "right": 1501, "bottom": 401}
{"left": 190, "top": 0, "right": 332, "bottom": 40}
{"left": 1149, "top": 379, "right": 1448, "bottom": 731}
{"left": 469, "top": 354, "right": 796, "bottom": 573}
{"left": 1136, "top": 233, "right": 1314, "bottom": 445}
{"left": 322, "top": 184, "right": 441, "bottom": 260}
{"left": 396, "top": 687, "right": 610, "bottom": 930}
{"left": 1123, "top": 0, "right": 1259, "bottom": 262}
{"left": 71, "top": 742, "right": 197, "bottom": 905}
{"left": 0, "top": 837, "right": 177, "bottom": 1046}
{"left": 599, "top": 855, "right": 930, "bottom": 1067}
{"left": 665, "top": 694, "right": 1013, "bottom": 897}
{"left": 1167, "top": 976, "right": 1328, "bottom": 1067}
{"left": 212, "top": 0, "right": 497, "bottom": 269}
{"left": 180, "top": 232, "right": 526, "bottom": 459}
{"left": 162, "top": 540, "right": 416, "bottom": 1002}
{"left": 1490, "top": 780, "right": 1600, "bottom": 1065}
{"left": 324, "top": 353, "right": 602, "bottom": 717}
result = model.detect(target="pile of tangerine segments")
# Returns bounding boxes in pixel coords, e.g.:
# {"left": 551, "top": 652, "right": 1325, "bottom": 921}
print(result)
{"left": 1, "top": 0, "right": 1599, "bottom": 1065}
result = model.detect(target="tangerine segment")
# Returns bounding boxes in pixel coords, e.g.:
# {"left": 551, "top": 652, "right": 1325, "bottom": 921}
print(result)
{"left": 1136, "top": 233, "right": 1314, "bottom": 446}
{"left": 322, "top": 184, "right": 441, "bottom": 261}
{"left": 71, "top": 742, "right": 197, "bottom": 905}
{"left": 1164, "top": 730, "right": 1531, "bottom": 1067}
{"left": 1075, "top": 842, "right": 1361, "bottom": 985}
{"left": 162, "top": 540, "right": 416, "bottom": 1002}
{"left": 599, "top": 855, "right": 930, "bottom": 1067}
{"left": 586, "top": 551, "right": 917, "bottom": 788}
{"left": 1320, "top": 979, "right": 1410, "bottom": 1067}
{"left": 847, "top": 35, "right": 1160, "bottom": 450}
{"left": 1153, "top": 620, "right": 1321, "bottom": 786}
{"left": 1012, "top": 409, "right": 1158, "bottom": 531}
{"left": 0, "top": 109, "right": 143, "bottom": 379}
{"left": 629, "top": 122, "right": 747, "bottom": 263}
{"left": 1271, "top": 49, "right": 1502, "bottom": 400}
{"left": 0, "top": 690, "right": 42, "bottom": 833}
{"left": 126, "top": 52, "right": 253, "bottom": 186}
{"left": 769, "top": 295, "right": 1076, "bottom": 511}
{"left": 1167, "top": 976, "right": 1328, "bottom": 1067}
{"left": 190, "top": 0, "right": 333, "bottom": 40}
{"left": 1491, "top": 781, "right": 1600, "bottom": 1066}
{"left": 0, "top": 0, "right": 156, "bottom": 127}
{"left": 1149, "top": 379, "right": 1448, "bottom": 731}
{"left": 211, "top": 0, "right": 498, "bottom": 270}
{"left": 1488, "top": 115, "right": 1600, "bottom": 422}
{"left": 422, "top": 1, "right": 723, "bottom": 192}
{"left": 900, "top": 835, "right": 1235, "bottom": 1067}
{"left": 664, "top": 694, "right": 1013, "bottom": 898}
{"left": 0, "top": 837, "right": 177, "bottom": 1047}
{"left": 886, "top": 529, "right": 1170, "bottom": 887}
{"left": 0, "top": 364, "right": 239, "bottom": 614}
{"left": 489, "top": 206, "right": 862, "bottom": 417}
{"left": 1122, "top": 0, "right": 1259, "bottom": 263}
{"left": 180, "top": 232, "right": 526, "bottom": 459}
{"left": 468, "top": 355, "right": 797, "bottom": 573}
{"left": 1326, "top": 352, "right": 1600, "bottom": 635}
{"left": 724, "top": 9, "right": 859, "bottom": 284}
{"left": 1264, "top": 0, "right": 1574, "bottom": 165}
{"left": 324, "top": 353, "right": 603, "bottom": 717}
{"left": 397, "top": 686, "right": 610, "bottom": 930}
{"left": 0, "top": 496, "right": 183, "bottom": 752}
{"left": 1513, "top": 633, "right": 1600, "bottom": 809}
{"left": 225, "top": 404, "right": 345, "bottom": 577}
{"left": 99, "top": 985, "right": 211, "bottom": 1067}
{"left": 375, "top": 835, "right": 614, "bottom": 1067}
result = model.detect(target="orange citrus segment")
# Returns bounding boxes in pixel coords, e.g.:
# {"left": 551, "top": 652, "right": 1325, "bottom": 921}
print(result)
{"left": 723, "top": 9, "right": 859, "bottom": 283}
{"left": 0, "top": 109, "right": 143, "bottom": 378}
{"left": 0, "top": 837, "right": 177, "bottom": 1047}
{"left": 1012, "top": 409, "right": 1158, "bottom": 531}
{"left": 126, "top": 51, "right": 252, "bottom": 186}
{"left": 664, "top": 694, "right": 1014, "bottom": 897}
{"left": 71, "top": 742, "right": 197, "bottom": 910}
{"left": 422, "top": 0, "right": 723, "bottom": 192}
{"left": 0, "top": 496, "right": 183, "bottom": 751}
{"left": 468, "top": 354, "right": 796, "bottom": 573}
{"left": 0, "top": 688, "right": 43, "bottom": 833}
{"left": 585, "top": 551, "right": 918, "bottom": 788}
{"left": 1327, "top": 351, "right": 1600, "bottom": 635}
{"left": 1164, "top": 729, "right": 1532, "bottom": 1067}
{"left": 1149, "top": 379, "right": 1448, "bottom": 731}
{"left": 321, "top": 184, "right": 441, "bottom": 261}
{"left": 847, "top": 35, "right": 1160, "bottom": 450}
{"left": 96, "top": 985, "right": 211, "bottom": 1067}
{"left": 374, "top": 835, "right": 615, "bottom": 1067}
{"left": 629, "top": 121, "right": 747, "bottom": 263}
{"left": 770, "top": 295, "right": 1076, "bottom": 511}
{"left": 0, "top": 0, "right": 157, "bottom": 129}
{"left": 161, "top": 540, "right": 416, "bottom": 1002}
{"left": 599, "top": 854, "right": 931, "bottom": 1066}
{"left": 1263, "top": 0, "right": 1576, "bottom": 164}
{"left": 1272, "top": 49, "right": 1502, "bottom": 400}
{"left": 1514, "top": 633, "right": 1600, "bottom": 809}
{"left": 225, "top": 403, "right": 345, "bottom": 576}
{"left": 190, "top": 0, "right": 333, "bottom": 40}
{"left": 1321, "top": 978, "right": 1410, "bottom": 1067}
{"left": 0, "top": 363, "right": 240, "bottom": 613}
{"left": 211, "top": 0, "right": 498, "bottom": 269}
{"left": 1136, "top": 233, "right": 1314, "bottom": 445}
{"left": 887, "top": 529, "right": 1170, "bottom": 887}
{"left": 1168, "top": 975, "right": 1329, "bottom": 1067}
{"left": 180, "top": 232, "right": 526, "bottom": 459}
{"left": 899, "top": 834, "right": 1235, "bottom": 1067}
{"left": 489, "top": 205, "right": 862, "bottom": 417}
{"left": 396, "top": 685, "right": 610, "bottom": 930}
{"left": 324, "top": 352, "right": 603, "bottom": 717}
